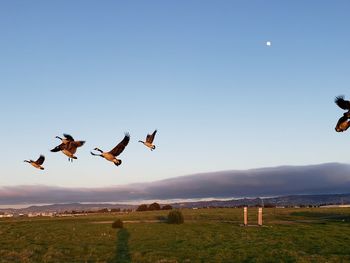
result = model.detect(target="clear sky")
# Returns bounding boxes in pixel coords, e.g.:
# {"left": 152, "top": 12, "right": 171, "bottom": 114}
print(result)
{"left": 1, "top": 1, "right": 350, "bottom": 188}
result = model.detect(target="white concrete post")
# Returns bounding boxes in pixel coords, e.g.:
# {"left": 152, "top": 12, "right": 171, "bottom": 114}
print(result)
{"left": 258, "top": 207, "right": 263, "bottom": 226}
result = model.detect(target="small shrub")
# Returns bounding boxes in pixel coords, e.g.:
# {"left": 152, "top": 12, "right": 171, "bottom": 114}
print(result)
{"left": 167, "top": 210, "right": 184, "bottom": 224}
{"left": 112, "top": 219, "right": 123, "bottom": 229}
{"left": 136, "top": 204, "right": 148, "bottom": 211}
{"left": 148, "top": 202, "right": 161, "bottom": 211}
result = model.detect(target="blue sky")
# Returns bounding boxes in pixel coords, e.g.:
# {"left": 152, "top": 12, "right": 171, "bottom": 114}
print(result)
{"left": 0, "top": 1, "right": 350, "bottom": 187}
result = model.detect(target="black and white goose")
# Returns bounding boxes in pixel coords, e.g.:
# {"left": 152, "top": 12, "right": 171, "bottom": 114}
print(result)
{"left": 335, "top": 96, "right": 350, "bottom": 132}
{"left": 51, "top": 134, "right": 86, "bottom": 161}
{"left": 139, "top": 130, "right": 157, "bottom": 151}
{"left": 24, "top": 155, "right": 45, "bottom": 170}
{"left": 91, "top": 133, "right": 130, "bottom": 166}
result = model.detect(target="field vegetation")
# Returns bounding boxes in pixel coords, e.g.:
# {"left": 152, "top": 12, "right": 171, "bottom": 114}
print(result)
{"left": 1, "top": 207, "right": 350, "bottom": 262}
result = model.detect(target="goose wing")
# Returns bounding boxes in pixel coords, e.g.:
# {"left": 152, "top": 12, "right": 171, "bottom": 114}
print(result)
{"left": 36, "top": 155, "right": 45, "bottom": 165}
{"left": 50, "top": 143, "right": 65, "bottom": 152}
{"left": 109, "top": 133, "right": 130, "bottom": 156}
{"left": 63, "top": 134, "right": 75, "bottom": 141}
{"left": 71, "top": 140, "right": 85, "bottom": 148}
{"left": 146, "top": 130, "right": 157, "bottom": 143}
{"left": 335, "top": 96, "right": 350, "bottom": 110}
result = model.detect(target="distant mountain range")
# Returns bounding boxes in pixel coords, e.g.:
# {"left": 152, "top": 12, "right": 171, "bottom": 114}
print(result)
{"left": 0, "top": 203, "right": 136, "bottom": 214}
{"left": 1, "top": 193, "right": 350, "bottom": 214}
{"left": 171, "top": 193, "right": 350, "bottom": 208}
{"left": 1, "top": 162, "right": 350, "bottom": 205}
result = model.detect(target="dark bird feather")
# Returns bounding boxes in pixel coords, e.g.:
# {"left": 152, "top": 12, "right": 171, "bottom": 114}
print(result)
{"left": 335, "top": 96, "right": 350, "bottom": 110}
{"left": 50, "top": 145, "right": 63, "bottom": 152}
{"left": 146, "top": 130, "right": 157, "bottom": 144}
{"left": 109, "top": 133, "right": 130, "bottom": 156}
{"left": 36, "top": 155, "right": 45, "bottom": 165}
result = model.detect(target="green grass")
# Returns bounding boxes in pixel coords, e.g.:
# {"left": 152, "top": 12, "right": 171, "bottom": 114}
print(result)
{"left": 1, "top": 208, "right": 350, "bottom": 262}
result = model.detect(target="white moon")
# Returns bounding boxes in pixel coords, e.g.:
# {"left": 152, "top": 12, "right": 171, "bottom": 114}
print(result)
{"left": 266, "top": 41, "right": 271, "bottom": 46}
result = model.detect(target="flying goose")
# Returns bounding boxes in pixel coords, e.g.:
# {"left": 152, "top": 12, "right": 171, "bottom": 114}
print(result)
{"left": 24, "top": 155, "right": 45, "bottom": 170}
{"left": 51, "top": 134, "right": 86, "bottom": 161}
{"left": 139, "top": 130, "right": 157, "bottom": 151}
{"left": 91, "top": 133, "right": 130, "bottom": 166}
{"left": 335, "top": 96, "right": 350, "bottom": 132}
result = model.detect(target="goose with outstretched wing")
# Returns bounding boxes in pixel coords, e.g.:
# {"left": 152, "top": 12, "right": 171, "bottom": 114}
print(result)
{"left": 91, "top": 133, "right": 130, "bottom": 166}
{"left": 335, "top": 96, "right": 350, "bottom": 132}
{"left": 51, "top": 133, "right": 85, "bottom": 161}
{"left": 24, "top": 155, "right": 45, "bottom": 170}
{"left": 139, "top": 130, "right": 157, "bottom": 151}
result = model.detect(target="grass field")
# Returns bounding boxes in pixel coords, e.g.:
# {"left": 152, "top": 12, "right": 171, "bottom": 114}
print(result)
{"left": 1, "top": 208, "right": 350, "bottom": 262}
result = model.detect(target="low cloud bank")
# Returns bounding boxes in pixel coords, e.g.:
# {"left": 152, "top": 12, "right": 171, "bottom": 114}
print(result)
{"left": 1, "top": 163, "right": 350, "bottom": 205}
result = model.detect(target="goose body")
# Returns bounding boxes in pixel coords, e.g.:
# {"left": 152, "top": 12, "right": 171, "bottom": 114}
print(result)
{"left": 24, "top": 155, "right": 45, "bottom": 170}
{"left": 335, "top": 96, "right": 350, "bottom": 132}
{"left": 51, "top": 134, "right": 85, "bottom": 161}
{"left": 139, "top": 130, "right": 157, "bottom": 150}
{"left": 91, "top": 133, "right": 130, "bottom": 166}
{"left": 335, "top": 113, "right": 350, "bottom": 132}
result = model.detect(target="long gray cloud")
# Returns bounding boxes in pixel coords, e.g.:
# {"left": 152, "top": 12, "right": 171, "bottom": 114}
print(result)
{"left": 1, "top": 163, "right": 350, "bottom": 205}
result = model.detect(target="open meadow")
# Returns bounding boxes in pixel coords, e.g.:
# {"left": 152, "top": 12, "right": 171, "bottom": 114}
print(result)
{"left": 1, "top": 208, "right": 350, "bottom": 263}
